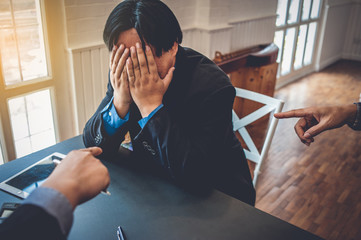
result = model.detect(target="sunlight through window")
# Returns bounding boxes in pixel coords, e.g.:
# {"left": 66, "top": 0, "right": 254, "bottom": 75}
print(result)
{"left": 0, "top": 143, "right": 4, "bottom": 164}
{"left": 0, "top": 0, "right": 48, "bottom": 86}
{"left": 8, "top": 89, "right": 56, "bottom": 158}
{"left": 274, "top": 0, "right": 322, "bottom": 82}
{"left": 0, "top": 0, "right": 57, "bottom": 161}
{"left": 294, "top": 24, "right": 307, "bottom": 70}
{"left": 281, "top": 27, "right": 296, "bottom": 75}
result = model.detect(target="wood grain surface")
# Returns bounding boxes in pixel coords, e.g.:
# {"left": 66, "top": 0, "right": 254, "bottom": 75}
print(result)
{"left": 255, "top": 60, "right": 361, "bottom": 240}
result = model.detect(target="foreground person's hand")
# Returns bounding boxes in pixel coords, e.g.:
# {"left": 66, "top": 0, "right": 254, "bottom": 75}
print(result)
{"left": 42, "top": 147, "right": 110, "bottom": 209}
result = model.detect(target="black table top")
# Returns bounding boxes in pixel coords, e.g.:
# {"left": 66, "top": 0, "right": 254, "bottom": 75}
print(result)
{"left": 0, "top": 136, "right": 323, "bottom": 240}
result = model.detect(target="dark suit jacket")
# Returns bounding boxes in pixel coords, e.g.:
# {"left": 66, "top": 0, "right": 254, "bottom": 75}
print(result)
{"left": 83, "top": 46, "right": 256, "bottom": 205}
{"left": 0, "top": 204, "right": 65, "bottom": 240}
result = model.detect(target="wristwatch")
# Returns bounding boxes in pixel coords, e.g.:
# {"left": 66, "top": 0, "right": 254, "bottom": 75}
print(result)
{"left": 349, "top": 102, "right": 361, "bottom": 130}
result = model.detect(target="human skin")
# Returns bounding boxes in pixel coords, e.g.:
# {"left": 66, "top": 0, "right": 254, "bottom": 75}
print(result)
{"left": 109, "top": 28, "right": 177, "bottom": 118}
{"left": 126, "top": 42, "right": 175, "bottom": 117}
{"left": 42, "top": 147, "right": 110, "bottom": 209}
{"left": 274, "top": 104, "right": 357, "bottom": 146}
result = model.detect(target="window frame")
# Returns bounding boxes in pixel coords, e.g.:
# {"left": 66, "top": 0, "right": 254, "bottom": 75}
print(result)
{"left": 0, "top": 0, "right": 58, "bottom": 162}
{"left": 275, "top": 0, "right": 324, "bottom": 86}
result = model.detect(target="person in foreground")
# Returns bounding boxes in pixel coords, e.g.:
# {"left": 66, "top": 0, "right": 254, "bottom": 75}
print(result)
{"left": 83, "top": 0, "right": 255, "bottom": 205}
{"left": 0, "top": 147, "right": 110, "bottom": 240}
{"left": 274, "top": 102, "right": 361, "bottom": 145}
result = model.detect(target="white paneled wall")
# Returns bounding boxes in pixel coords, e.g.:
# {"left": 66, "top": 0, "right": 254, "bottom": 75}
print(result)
{"left": 209, "top": 26, "right": 233, "bottom": 58}
{"left": 64, "top": 0, "right": 198, "bottom": 49}
{"left": 65, "top": 1, "right": 116, "bottom": 49}
{"left": 229, "top": 0, "right": 277, "bottom": 21}
{"left": 182, "top": 28, "right": 209, "bottom": 56}
{"left": 229, "top": 15, "right": 277, "bottom": 52}
{"left": 160, "top": 0, "right": 197, "bottom": 28}
{"left": 182, "top": 26, "right": 233, "bottom": 58}
{"left": 318, "top": 2, "right": 351, "bottom": 69}
{"left": 183, "top": 15, "right": 276, "bottom": 59}
{"left": 343, "top": 2, "right": 361, "bottom": 61}
{"left": 68, "top": 45, "right": 109, "bottom": 133}
{"left": 318, "top": 0, "right": 361, "bottom": 69}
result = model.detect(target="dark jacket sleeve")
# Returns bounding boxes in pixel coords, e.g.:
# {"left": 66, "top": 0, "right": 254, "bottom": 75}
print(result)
{"left": 0, "top": 204, "right": 65, "bottom": 240}
{"left": 349, "top": 102, "right": 361, "bottom": 131}
{"left": 82, "top": 78, "right": 129, "bottom": 155}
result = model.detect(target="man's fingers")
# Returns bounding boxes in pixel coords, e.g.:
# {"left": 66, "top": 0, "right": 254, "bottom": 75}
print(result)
{"left": 294, "top": 118, "right": 313, "bottom": 144}
{"left": 304, "top": 121, "right": 327, "bottom": 139}
{"left": 115, "top": 48, "right": 129, "bottom": 79}
{"left": 130, "top": 46, "right": 141, "bottom": 80}
{"left": 109, "top": 45, "right": 118, "bottom": 69}
{"left": 136, "top": 42, "right": 149, "bottom": 76}
{"left": 274, "top": 108, "right": 308, "bottom": 119}
{"left": 126, "top": 58, "right": 135, "bottom": 87}
{"left": 82, "top": 147, "right": 103, "bottom": 156}
{"left": 111, "top": 44, "right": 125, "bottom": 73}
{"left": 162, "top": 67, "right": 175, "bottom": 90}
{"left": 121, "top": 67, "right": 128, "bottom": 83}
{"left": 145, "top": 45, "right": 157, "bottom": 74}
{"left": 294, "top": 118, "right": 307, "bottom": 141}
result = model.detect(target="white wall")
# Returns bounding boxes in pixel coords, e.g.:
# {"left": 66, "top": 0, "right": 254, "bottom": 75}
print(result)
{"left": 64, "top": 0, "right": 277, "bottom": 56}
{"left": 229, "top": 0, "right": 277, "bottom": 21}
{"left": 165, "top": 0, "right": 197, "bottom": 28}
{"left": 343, "top": 0, "right": 361, "bottom": 61}
{"left": 64, "top": 0, "right": 115, "bottom": 48}
{"left": 318, "top": 0, "right": 361, "bottom": 70}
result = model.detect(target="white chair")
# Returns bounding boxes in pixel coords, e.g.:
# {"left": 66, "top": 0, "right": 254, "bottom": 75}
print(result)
{"left": 232, "top": 87, "right": 284, "bottom": 187}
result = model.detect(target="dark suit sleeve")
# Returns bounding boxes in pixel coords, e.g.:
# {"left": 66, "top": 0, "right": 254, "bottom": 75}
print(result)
{"left": 134, "top": 86, "right": 238, "bottom": 184}
{"left": 0, "top": 204, "right": 65, "bottom": 240}
{"left": 83, "top": 77, "right": 129, "bottom": 155}
{"left": 349, "top": 102, "right": 361, "bottom": 130}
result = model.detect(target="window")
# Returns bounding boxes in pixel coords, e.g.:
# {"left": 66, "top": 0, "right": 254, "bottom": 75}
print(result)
{"left": 0, "top": 142, "right": 4, "bottom": 164}
{"left": 0, "top": 0, "right": 57, "bottom": 162}
{"left": 8, "top": 89, "right": 56, "bottom": 158}
{"left": 0, "top": 0, "right": 48, "bottom": 85}
{"left": 274, "top": 0, "right": 322, "bottom": 82}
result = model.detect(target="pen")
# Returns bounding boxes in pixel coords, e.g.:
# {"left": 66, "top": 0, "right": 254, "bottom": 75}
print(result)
{"left": 117, "top": 226, "right": 126, "bottom": 240}
{"left": 53, "top": 159, "right": 111, "bottom": 196}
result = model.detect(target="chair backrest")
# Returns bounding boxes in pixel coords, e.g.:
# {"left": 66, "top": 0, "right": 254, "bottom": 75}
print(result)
{"left": 232, "top": 87, "right": 284, "bottom": 187}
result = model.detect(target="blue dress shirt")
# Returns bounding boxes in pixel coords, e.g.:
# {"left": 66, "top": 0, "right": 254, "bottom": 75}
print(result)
{"left": 101, "top": 97, "right": 163, "bottom": 134}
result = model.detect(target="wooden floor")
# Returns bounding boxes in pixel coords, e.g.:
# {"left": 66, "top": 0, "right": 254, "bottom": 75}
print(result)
{"left": 255, "top": 60, "right": 361, "bottom": 240}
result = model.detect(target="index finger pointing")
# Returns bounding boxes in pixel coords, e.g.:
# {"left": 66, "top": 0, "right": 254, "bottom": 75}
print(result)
{"left": 274, "top": 108, "right": 308, "bottom": 119}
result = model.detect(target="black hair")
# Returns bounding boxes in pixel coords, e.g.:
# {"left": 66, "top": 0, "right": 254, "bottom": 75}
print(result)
{"left": 103, "top": 0, "right": 183, "bottom": 57}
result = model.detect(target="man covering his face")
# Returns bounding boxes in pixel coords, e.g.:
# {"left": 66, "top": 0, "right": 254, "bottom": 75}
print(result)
{"left": 83, "top": 0, "right": 255, "bottom": 205}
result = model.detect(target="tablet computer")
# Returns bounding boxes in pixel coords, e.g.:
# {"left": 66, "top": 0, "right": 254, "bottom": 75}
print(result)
{"left": 0, "top": 152, "right": 66, "bottom": 199}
